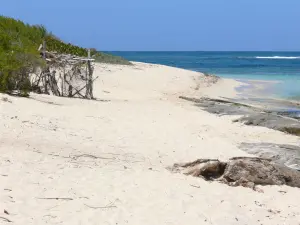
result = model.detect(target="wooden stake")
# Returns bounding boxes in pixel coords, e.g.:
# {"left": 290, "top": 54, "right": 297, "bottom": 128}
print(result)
{"left": 43, "top": 41, "right": 46, "bottom": 59}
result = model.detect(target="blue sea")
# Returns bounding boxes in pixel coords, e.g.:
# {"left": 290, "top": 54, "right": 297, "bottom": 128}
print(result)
{"left": 110, "top": 52, "right": 300, "bottom": 99}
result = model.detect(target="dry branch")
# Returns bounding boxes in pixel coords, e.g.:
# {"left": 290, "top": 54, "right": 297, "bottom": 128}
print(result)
{"left": 190, "top": 184, "right": 201, "bottom": 189}
{"left": 72, "top": 154, "right": 115, "bottom": 160}
{"left": 84, "top": 203, "right": 117, "bottom": 209}
{"left": 0, "top": 216, "right": 12, "bottom": 223}
{"left": 64, "top": 80, "right": 85, "bottom": 98}
{"left": 71, "top": 76, "right": 99, "bottom": 98}
{"left": 36, "top": 197, "right": 73, "bottom": 201}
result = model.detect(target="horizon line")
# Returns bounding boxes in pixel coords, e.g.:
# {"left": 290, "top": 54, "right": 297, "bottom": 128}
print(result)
{"left": 104, "top": 50, "right": 300, "bottom": 52}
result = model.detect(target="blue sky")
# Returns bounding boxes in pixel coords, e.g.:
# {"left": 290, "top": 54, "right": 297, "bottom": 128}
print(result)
{"left": 2, "top": 0, "right": 300, "bottom": 51}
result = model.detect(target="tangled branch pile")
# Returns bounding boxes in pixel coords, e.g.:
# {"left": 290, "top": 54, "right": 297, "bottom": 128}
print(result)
{"left": 31, "top": 51, "right": 96, "bottom": 99}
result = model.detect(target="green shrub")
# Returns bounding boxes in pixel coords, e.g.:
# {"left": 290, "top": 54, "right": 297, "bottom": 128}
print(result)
{"left": 0, "top": 16, "right": 45, "bottom": 95}
{"left": 45, "top": 35, "right": 88, "bottom": 56}
{"left": 0, "top": 15, "right": 131, "bottom": 96}
{"left": 93, "top": 52, "right": 132, "bottom": 65}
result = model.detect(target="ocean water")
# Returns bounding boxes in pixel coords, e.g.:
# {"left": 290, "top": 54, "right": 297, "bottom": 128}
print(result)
{"left": 110, "top": 51, "right": 300, "bottom": 99}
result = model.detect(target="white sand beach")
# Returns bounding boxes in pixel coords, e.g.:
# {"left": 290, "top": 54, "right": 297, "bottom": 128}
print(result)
{"left": 1, "top": 62, "right": 300, "bottom": 224}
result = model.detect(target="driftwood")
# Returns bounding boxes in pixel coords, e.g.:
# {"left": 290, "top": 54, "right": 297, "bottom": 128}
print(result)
{"left": 168, "top": 157, "right": 300, "bottom": 191}
{"left": 0, "top": 216, "right": 12, "bottom": 223}
{"left": 36, "top": 197, "right": 73, "bottom": 201}
{"left": 65, "top": 80, "right": 84, "bottom": 98}
{"left": 70, "top": 76, "right": 98, "bottom": 98}
{"left": 84, "top": 203, "right": 117, "bottom": 209}
{"left": 71, "top": 154, "right": 115, "bottom": 160}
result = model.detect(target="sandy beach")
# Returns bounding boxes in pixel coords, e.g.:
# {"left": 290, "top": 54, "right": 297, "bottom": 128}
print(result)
{"left": 1, "top": 62, "right": 300, "bottom": 224}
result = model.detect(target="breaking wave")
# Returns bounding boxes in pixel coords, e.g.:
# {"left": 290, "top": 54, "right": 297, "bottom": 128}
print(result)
{"left": 255, "top": 56, "right": 300, "bottom": 59}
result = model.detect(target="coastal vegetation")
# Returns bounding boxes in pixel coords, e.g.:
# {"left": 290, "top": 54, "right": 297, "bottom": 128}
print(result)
{"left": 0, "top": 15, "right": 131, "bottom": 96}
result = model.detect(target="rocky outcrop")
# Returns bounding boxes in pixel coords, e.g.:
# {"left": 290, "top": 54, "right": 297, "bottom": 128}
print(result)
{"left": 239, "top": 143, "right": 300, "bottom": 171}
{"left": 179, "top": 96, "right": 258, "bottom": 116}
{"left": 179, "top": 96, "right": 300, "bottom": 136}
{"left": 169, "top": 157, "right": 300, "bottom": 191}
{"left": 233, "top": 113, "right": 300, "bottom": 136}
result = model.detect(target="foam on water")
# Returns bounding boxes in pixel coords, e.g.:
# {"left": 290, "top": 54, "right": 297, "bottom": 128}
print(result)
{"left": 255, "top": 56, "right": 300, "bottom": 59}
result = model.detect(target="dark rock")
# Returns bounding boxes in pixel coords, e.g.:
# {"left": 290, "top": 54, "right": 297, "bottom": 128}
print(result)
{"left": 223, "top": 157, "right": 300, "bottom": 187}
{"left": 239, "top": 143, "right": 300, "bottom": 171}
{"left": 279, "top": 127, "right": 300, "bottom": 136}
{"left": 179, "top": 96, "right": 255, "bottom": 116}
{"left": 179, "top": 96, "right": 300, "bottom": 136}
{"left": 277, "top": 110, "right": 300, "bottom": 120}
{"left": 235, "top": 113, "right": 300, "bottom": 136}
{"left": 169, "top": 157, "right": 300, "bottom": 191}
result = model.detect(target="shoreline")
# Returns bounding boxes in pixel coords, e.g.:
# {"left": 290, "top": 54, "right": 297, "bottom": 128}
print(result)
{"left": 222, "top": 76, "right": 300, "bottom": 102}
{"left": 1, "top": 62, "right": 300, "bottom": 224}
{"left": 218, "top": 76, "right": 300, "bottom": 112}
{"left": 130, "top": 59, "right": 300, "bottom": 103}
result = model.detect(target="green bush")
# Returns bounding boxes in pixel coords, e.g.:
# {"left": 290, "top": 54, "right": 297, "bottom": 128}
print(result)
{"left": 0, "top": 16, "right": 45, "bottom": 95}
{"left": 0, "top": 15, "right": 131, "bottom": 96}
{"left": 45, "top": 35, "right": 88, "bottom": 56}
{"left": 93, "top": 52, "right": 132, "bottom": 65}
